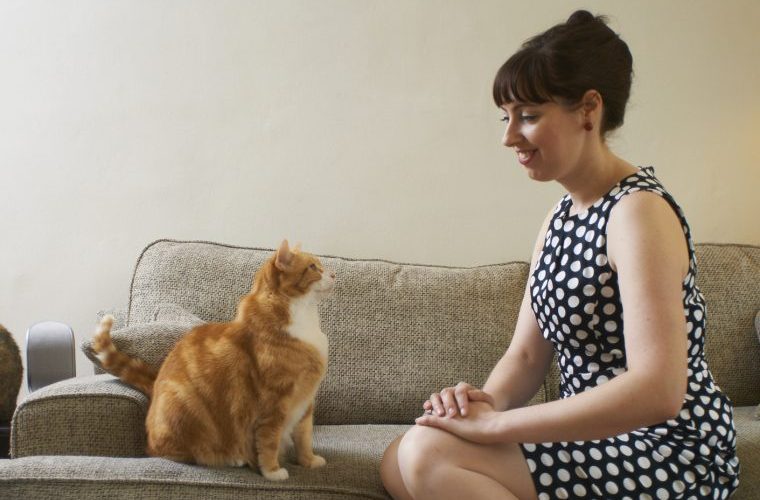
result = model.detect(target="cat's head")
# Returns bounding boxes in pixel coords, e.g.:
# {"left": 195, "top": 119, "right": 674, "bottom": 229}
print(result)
{"left": 255, "top": 240, "right": 335, "bottom": 300}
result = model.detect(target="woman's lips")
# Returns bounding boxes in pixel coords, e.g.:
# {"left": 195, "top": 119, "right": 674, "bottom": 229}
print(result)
{"left": 517, "top": 149, "right": 536, "bottom": 166}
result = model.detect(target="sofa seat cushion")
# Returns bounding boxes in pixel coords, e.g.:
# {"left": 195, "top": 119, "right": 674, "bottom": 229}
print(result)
{"left": 0, "top": 424, "right": 405, "bottom": 500}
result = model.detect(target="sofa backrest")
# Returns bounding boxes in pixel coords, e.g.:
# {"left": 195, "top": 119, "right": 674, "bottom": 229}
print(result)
{"left": 127, "top": 239, "right": 534, "bottom": 424}
{"left": 124, "top": 240, "right": 759, "bottom": 424}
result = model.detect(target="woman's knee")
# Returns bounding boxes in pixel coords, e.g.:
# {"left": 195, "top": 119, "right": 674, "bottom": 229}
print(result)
{"left": 381, "top": 435, "right": 413, "bottom": 500}
{"left": 396, "top": 425, "right": 455, "bottom": 489}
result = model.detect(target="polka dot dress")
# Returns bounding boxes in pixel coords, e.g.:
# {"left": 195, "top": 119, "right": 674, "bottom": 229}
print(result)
{"left": 519, "top": 167, "right": 740, "bottom": 499}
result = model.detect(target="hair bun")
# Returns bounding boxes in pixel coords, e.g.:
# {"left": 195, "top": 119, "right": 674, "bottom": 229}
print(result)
{"left": 567, "top": 10, "right": 597, "bottom": 25}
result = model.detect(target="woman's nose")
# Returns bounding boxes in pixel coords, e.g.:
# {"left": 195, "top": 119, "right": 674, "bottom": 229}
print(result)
{"left": 502, "top": 122, "right": 521, "bottom": 148}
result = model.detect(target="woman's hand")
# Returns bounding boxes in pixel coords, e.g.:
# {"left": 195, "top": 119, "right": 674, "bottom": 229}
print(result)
{"left": 416, "top": 400, "right": 504, "bottom": 444}
{"left": 422, "top": 382, "right": 496, "bottom": 418}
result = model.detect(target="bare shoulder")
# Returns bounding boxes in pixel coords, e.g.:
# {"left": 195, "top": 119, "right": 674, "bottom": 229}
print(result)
{"left": 606, "top": 191, "right": 689, "bottom": 278}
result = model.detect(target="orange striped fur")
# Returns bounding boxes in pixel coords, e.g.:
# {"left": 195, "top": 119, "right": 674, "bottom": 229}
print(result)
{"left": 91, "top": 240, "right": 334, "bottom": 480}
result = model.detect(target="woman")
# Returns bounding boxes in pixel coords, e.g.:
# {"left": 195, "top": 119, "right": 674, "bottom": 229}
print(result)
{"left": 381, "top": 10, "right": 740, "bottom": 500}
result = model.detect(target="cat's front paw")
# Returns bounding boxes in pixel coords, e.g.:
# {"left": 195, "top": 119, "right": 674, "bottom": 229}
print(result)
{"left": 300, "top": 454, "right": 326, "bottom": 468}
{"left": 262, "top": 467, "right": 289, "bottom": 481}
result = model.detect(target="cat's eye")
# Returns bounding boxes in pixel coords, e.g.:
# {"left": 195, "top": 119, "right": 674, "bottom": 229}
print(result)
{"left": 309, "top": 264, "right": 319, "bottom": 271}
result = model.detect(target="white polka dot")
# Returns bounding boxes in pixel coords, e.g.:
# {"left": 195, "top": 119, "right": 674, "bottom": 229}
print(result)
{"left": 554, "top": 487, "right": 569, "bottom": 499}
{"left": 568, "top": 277, "right": 579, "bottom": 289}
{"left": 541, "top": 454, "right": 554, "bottom": 467}
{"left": 637, "top": 456, "right": 651, "bottom": 469}
{"left": 573, "top": 484, "right": 587, "bottom": 496}
{"left": 563, "top": 220, "right": 575, "bottom": 232}
{"left": 582, "top": 266, "right": 595, "bottom": 278}
{"left": 605, "top": 481, "right": 618, "bottom": 495}
{"left": 589, "top": 465, "right": 602, "bottom": 479}
{"left": 572, "top": 450, "right": 586, "bottom": 463}
{"left": 539, "top": 472, "right": 552, "bottom": 486}
{"left": 603, "top": 303, "right": 616, "bottom": 315}
{"left": 607, "top": 463, "right": 619, "bottom": 475}
{"left": 655, "top": 468, "right": 668, "bottom": 481}
{"left": 568, "top": 295, "right": 580, "bottom": 308}
{"left": 556, "top": 271, "right": 566, "bottom": 282}
{"left": 640, "top": 475, "right": 653, "bottom": 487}
{"left": 657, "top": 487, "right": 670, "bottom": 499}
{"left": 601, "top": 286, "right": 614, "bottom": 298}
{"left": 557, "top": 468, "right": 570, "bottom": 482}
{"left": 583, "top": 284, "right": 596, "bottom": 296}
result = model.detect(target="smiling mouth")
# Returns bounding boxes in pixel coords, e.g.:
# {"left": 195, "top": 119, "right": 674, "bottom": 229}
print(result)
{"left": 517, "top": 150, "right": 536, "bottom": 165}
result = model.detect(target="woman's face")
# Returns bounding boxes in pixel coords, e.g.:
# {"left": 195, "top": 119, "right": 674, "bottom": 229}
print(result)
{"left": 499, "top": 100, "right": 587, "bottom": 182}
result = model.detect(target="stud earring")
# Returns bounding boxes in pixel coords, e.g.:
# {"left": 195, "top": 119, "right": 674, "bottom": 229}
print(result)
{"left": 584, "top": 122, "right": 593, "bottom": 131}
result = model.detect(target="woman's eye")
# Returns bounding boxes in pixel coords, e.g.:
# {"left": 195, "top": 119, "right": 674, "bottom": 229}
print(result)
{"left": 500, "top": 115, "right": 509, "bottom": 123}
{"left": 520, "top": 114, "right": 537, "bottom": 122}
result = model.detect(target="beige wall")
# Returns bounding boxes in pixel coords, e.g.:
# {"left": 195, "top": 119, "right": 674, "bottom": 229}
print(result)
{"left": 2, "top": 0, "right": 759, "bottom": 398}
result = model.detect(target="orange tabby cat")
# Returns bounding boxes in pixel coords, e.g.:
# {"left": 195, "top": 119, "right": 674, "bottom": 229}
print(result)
{"left": 91, "top": 240, "right": 334, "bottom": 480}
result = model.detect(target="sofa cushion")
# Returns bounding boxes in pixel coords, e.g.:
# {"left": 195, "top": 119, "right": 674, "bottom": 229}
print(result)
{"left": 695, "top": 244, "right": 760, "bottom": 406}
{"left": 1, "top": 424, "right": 405, "bottom": 499}
{"left": 124, "top": 239, "right": 536, "bottom": 425}
{"left": 81, "top": 305, "right": 205, "bottom": 373}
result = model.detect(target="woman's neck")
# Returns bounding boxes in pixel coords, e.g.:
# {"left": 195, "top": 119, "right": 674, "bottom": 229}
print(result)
{"left": 559, "top": 145, "right": 637, "bottom": 215}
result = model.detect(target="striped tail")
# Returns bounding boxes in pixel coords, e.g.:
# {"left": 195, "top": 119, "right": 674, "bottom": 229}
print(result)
{"left": 91, "top": 315, "right": 157, "bottom": 397}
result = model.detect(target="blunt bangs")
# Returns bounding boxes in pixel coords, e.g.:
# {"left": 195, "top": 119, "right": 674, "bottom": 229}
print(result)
{"left": 492, "top": 49, "right": 555, "bottom": 107}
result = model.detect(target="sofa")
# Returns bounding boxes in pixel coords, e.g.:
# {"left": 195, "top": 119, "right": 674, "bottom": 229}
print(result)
{"left": 1, "top": 239, "right": 758, "bottom": 499}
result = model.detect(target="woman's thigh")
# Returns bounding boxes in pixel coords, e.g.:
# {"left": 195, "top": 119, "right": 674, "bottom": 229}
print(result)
{"left": 381, "top": 425, "right": 538, "bottom": 500}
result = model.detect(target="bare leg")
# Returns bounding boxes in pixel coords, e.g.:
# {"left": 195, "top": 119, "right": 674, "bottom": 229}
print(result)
{"left": 382, "top": 425, "right": 537, "bottom": 500}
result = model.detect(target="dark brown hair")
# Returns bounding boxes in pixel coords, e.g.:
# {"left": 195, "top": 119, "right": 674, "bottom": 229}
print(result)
{"left": 493, "top": 10, "right": 633, "bottom": 134}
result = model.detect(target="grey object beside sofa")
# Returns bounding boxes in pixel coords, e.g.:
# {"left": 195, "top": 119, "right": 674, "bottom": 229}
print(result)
{"left": 1, "top": 239, "right": 758, "bottom": 499}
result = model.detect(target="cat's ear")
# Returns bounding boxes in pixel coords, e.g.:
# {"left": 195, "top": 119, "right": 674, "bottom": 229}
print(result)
{"left": 293, "top": 242, "right": 302, "bottom": 254}
{"left": 275, "top": 239, "right": 294, "bottom": 270}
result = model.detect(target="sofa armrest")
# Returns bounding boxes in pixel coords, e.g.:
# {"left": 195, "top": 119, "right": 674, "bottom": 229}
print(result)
{"left": 11, "top": 374, "right": 147, "bottom": 458}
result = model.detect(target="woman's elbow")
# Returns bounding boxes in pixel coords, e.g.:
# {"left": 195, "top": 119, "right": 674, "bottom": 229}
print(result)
{"left": 657, "top": 378, "right": 688, "bottom": 421}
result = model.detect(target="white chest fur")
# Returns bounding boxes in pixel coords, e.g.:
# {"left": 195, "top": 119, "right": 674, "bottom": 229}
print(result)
{"left": 286, "top": 295, "right": 328, "bottom": 361}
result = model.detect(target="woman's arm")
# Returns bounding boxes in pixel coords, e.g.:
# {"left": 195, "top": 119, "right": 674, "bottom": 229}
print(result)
{"left": 425, "top": 207, "right": 556, "bottom": 418}
{"left": 418, "top": 192, "right": 690, "bottom": 444}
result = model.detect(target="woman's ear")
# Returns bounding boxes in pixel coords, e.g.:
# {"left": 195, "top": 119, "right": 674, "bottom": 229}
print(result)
{"left": 582, "top": 89, "right": 603, "bottom": 122}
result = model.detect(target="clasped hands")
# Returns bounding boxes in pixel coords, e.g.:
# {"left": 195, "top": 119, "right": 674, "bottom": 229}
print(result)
{"left": 415, "top": 381, "right": 503, "bottom": 445}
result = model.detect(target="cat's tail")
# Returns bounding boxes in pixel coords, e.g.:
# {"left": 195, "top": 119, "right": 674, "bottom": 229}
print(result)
{"left": 91, "top": 315, "right": 157, "bottom": 397}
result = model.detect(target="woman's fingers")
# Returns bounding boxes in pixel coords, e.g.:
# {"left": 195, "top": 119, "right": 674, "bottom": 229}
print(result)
{"left": 454, "top": 382, "right": 473, "bottom": 416}
{"left": 428, "top": 392, "right": 445, "bottom": 416}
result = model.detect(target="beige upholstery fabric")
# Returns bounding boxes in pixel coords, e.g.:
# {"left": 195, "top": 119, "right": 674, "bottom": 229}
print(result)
{"left": 11, "top": 375, "right": 147, "bottom": 458}
{"left": 695, "top": 244, "right": 760, "bottom": 406}
{"left": 125, "top": 240, "right": 536, "bottom": 424}
{"left": 2, "top": 424, "right": 405, "bottom": 500}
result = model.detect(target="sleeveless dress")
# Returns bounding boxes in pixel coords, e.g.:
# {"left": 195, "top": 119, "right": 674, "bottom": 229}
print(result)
{"left": 518, "top": 167, "right": 740, "bottom": 499}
